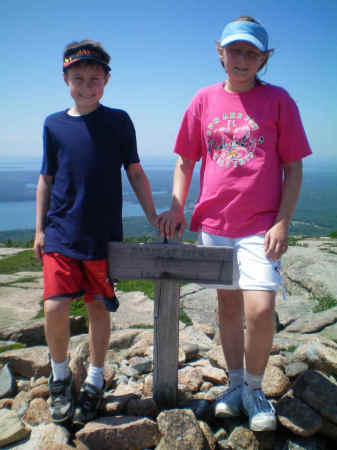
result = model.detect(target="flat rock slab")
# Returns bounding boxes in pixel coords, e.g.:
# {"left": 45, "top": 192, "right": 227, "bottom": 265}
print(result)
{"left": 111, "top": 290, "right": 154, "bottom": 329}
{"left": 0, "top": 248, "right": 27, "bottom": 260}
{"left": 0, "top": 286, "right": 42, "bottom": 328}
{"left": 283, "top": 238, "right": 337, "bottom": 298}
{"left": 285, "top": 306, "right": 337, "bottom": 334}
{"left": 0, "top": 271, "right": 43, "bottom": 286}
{"left": 180, "top": 287, "right": 217, "bottom": 328}
{"left": 275, "top": 295, "right": 314, "bottom": 328}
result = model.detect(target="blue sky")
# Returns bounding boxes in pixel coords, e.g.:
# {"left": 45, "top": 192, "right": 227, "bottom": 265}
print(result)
{"left": 2, "top": 0, "right": 336, "bottom": 164}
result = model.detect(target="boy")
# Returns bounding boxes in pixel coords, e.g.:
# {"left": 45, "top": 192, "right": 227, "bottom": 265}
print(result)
{"left": 34, "top": 40, "right": 158, "bottom": 425}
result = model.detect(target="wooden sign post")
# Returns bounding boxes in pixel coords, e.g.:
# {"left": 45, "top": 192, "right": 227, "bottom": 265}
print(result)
{"left": 108, "top": 241, "right": 233, "bottom": 409}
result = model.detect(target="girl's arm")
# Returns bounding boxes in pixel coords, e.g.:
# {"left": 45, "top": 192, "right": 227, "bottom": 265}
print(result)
{"left": 34, "top": 174, "right": 53, "bottom": 261}
{"left": 265, "top": 160, "right": 303, "bottom": 260}
{"left": 158, "top": 155, "right": 196, "bottom": 239}
{"left": 126, "top": 162, "right": 158, "bottom": 227}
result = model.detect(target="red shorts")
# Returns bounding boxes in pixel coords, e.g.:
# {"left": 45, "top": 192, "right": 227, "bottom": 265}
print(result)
{"left": 42, "top": 252, "right": 115, "bottom": 303}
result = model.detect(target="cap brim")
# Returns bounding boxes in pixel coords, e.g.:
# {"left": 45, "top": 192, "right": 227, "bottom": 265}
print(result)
{"left": 220, "top": 33, "right": 265, "bottom": 51}
{"left": 64, "top": 56, "right": 111, "bottom": 71}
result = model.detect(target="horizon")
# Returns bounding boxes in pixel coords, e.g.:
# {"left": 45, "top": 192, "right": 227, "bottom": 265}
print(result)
{"left": 1, "top": 153, "right": 337, "bottom": 173}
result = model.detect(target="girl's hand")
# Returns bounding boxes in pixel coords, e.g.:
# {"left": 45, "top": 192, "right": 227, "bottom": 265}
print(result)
{"left": 157, "top": 210, "right": 186, "bottom": 240}
{"left": 34, "top": 231, "right": 45, "bottom": 261}
{"left": 264, "top": 222, "right": 289, "bottom": 260}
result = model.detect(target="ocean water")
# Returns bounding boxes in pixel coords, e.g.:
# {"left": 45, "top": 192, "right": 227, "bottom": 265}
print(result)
{"left": 0, "top": 201, "right": 37, "bottom": 231}
{"left": 0, "top": 158, "right": 178, "bottom": 232}
{"left": 1, "top": 156, "right": 337, "bottom": 235}
{"left": 0, "top": 200, "right": 165, "bottom": 231}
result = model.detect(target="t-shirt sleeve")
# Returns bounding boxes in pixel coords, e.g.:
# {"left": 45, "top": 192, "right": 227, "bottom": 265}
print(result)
{"left": 277, "top": 92, "right": 312, "bottom": 163}
{"left": 41, "top": 119, "right": 58, "bottom": 176}
{"left": 173, "top": 96, "right": 203, "bottom": 162}
{"left": 121, "top": 113, "right": 140, "bottom": 169}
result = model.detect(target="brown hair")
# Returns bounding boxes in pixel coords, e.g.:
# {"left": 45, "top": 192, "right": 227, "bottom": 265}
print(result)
{"left": 216, "top": 16, "right": 274, "bottom": 73}
{"left": 63, "top": 40, "right": 111, "bottom": 74}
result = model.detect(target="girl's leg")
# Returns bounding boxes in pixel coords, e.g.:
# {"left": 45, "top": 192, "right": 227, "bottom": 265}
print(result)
{"left": 241, "top": 290, "right": 277, "bottom": 431}
{"left": 214, "top": 289, "right": 244, "bottom": 418}
{"left": 243, "top": 290, "right": 275, "bottom": 375}
{"left": 217, "top": 289, "right": 244, "bottom": 370}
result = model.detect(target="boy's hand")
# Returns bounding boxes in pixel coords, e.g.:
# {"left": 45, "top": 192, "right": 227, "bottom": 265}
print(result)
{"left": 34, "top": 231, "right": 45, "bottom": 261}
{"left": 264, "top": 221, "right": 288, "bottom": 261}
{"left": 148, "top": 212, "right": 159, "bottom": 228}
{"left": 157, "top": 210, "right": 186, "bottom": 240}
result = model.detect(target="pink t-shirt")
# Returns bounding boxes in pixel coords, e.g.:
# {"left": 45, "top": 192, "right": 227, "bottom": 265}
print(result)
{"left": 174, "top": 82, "right": 312, "bottom": 237}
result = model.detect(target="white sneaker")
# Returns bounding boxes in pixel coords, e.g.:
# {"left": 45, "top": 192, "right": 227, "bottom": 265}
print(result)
{"left": 214, "top": 384, "right": 243, "bottom": 418}
{"left": 242, "top": 384, "right": 277, "bottom": 431}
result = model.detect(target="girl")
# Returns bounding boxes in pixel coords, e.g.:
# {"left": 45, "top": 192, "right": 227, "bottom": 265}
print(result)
{"left": 158, "top": 16, "right": 311, "bottom": 431}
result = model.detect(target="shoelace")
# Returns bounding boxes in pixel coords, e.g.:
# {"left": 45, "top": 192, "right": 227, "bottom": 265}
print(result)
{"left": 217, "top": 384, "right": 240, "bottom": 401}
{"left": 80, "top": 386, "right": 100, "bottom": 411}
{"left": 252, "top": 390, "right": 275, "bottom": 413}
{"left": 51, "top": 387, "right": 68, "bottom": 405}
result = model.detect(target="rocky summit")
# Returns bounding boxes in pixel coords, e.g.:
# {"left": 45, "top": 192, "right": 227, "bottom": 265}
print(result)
{"left": 0, "top": 237, "right": 337, "bottom": 449}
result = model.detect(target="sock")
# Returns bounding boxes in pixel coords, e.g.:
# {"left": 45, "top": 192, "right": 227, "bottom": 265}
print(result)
{"left": 85, "top": 364, "right": 104, "bottom": 390}
{"left": 228, "top": 368, "right": 244, "bottom": 388}
{"left": 244, "top": 371, "right": 263, "bottom": 391}
{"left": 51, "top": 358, "right": 70, "bottom": 381}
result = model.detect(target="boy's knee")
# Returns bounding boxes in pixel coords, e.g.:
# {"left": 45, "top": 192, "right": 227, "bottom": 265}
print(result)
{"left": 44, "top": 297, "right": 70, "bottom": 316}
{"left": 86, "top": 299, "right": 109, "bottom": 317}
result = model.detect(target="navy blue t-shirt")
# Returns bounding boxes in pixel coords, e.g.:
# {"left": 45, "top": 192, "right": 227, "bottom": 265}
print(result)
{"left": 41, "top": 104, "right": 139, "bottom": 260}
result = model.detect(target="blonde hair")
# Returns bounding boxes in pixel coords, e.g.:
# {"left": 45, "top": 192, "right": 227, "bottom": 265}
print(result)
{"left": 216, "top": 16, "right": 274, "bottom": 73}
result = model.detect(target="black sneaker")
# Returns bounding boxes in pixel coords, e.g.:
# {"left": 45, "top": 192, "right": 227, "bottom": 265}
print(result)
{"left": 48, "top": 373, "right": 75, "bottom": 423}
{"left": 73, "top": 382, "right": 105, "bottom": 425}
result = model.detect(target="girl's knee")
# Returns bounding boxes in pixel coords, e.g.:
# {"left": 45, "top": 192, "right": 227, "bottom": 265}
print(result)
{"left": 245, "top": 305, "right": 274, "bottom": 327}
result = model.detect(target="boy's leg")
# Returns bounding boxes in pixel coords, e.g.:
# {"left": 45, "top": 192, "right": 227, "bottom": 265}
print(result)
{"left": 44, "top": 296, "right": 75, "bottom": 423}
{"left": 43, "top": 252, "right": 85, "bottom": 423}
{"left": 73, "top": 299, "right": 110, "bottom": 425}
{"left": 241, "top": 289, "right": 277, "bottom": 431}
{"left": 214, "top": 289, "right": 245, "bottom": 417}
{"left": 86, "top": 299, "right": 111, "bottom": 369}
{"left": 44, "top": 297, "right": 71, "bottom": 363}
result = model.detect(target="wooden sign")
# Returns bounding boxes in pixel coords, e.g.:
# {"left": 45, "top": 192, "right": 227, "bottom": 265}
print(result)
{"left": 108, "top": 242, "right": 233, "bottom": 284}
{"left": 108, "top": 241, "right": 233, "bottom": 408}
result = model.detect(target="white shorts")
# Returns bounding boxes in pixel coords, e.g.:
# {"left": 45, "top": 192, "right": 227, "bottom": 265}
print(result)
{"left": 198, "top": 231, "right": 282, "bottom": 291}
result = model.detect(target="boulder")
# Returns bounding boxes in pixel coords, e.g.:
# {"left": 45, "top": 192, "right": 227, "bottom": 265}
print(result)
{"left": 76, "top": 416, "right": 160, "bottom": 450}
{"left": 0, "top": 363, "right": 17, "bottom": 398}
{"left": 156, "top": 409, "right": 207, "bottom": 450}
{"left": 0, "top": 409, "right": 30, "bottom": 447}
{"left": 0, "top": 346, "right": 49, "bottom": 377}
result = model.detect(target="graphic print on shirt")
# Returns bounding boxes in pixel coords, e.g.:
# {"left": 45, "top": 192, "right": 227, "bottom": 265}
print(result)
{"left": 206, "top": 112, "right": 264, "bottom": 168}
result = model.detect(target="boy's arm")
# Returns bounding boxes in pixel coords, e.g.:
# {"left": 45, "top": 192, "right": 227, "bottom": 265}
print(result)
{"left": 158, "top": 155, "right": 196, "bottom": 239}
{"left": 126, "top": 163, "right": 158, "bottom": 227}
{"left": 265, "top": 160, "right": 303, "bottom": 260}
{"left": 34, "top": 174, "right": 53, "bottom": 261}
